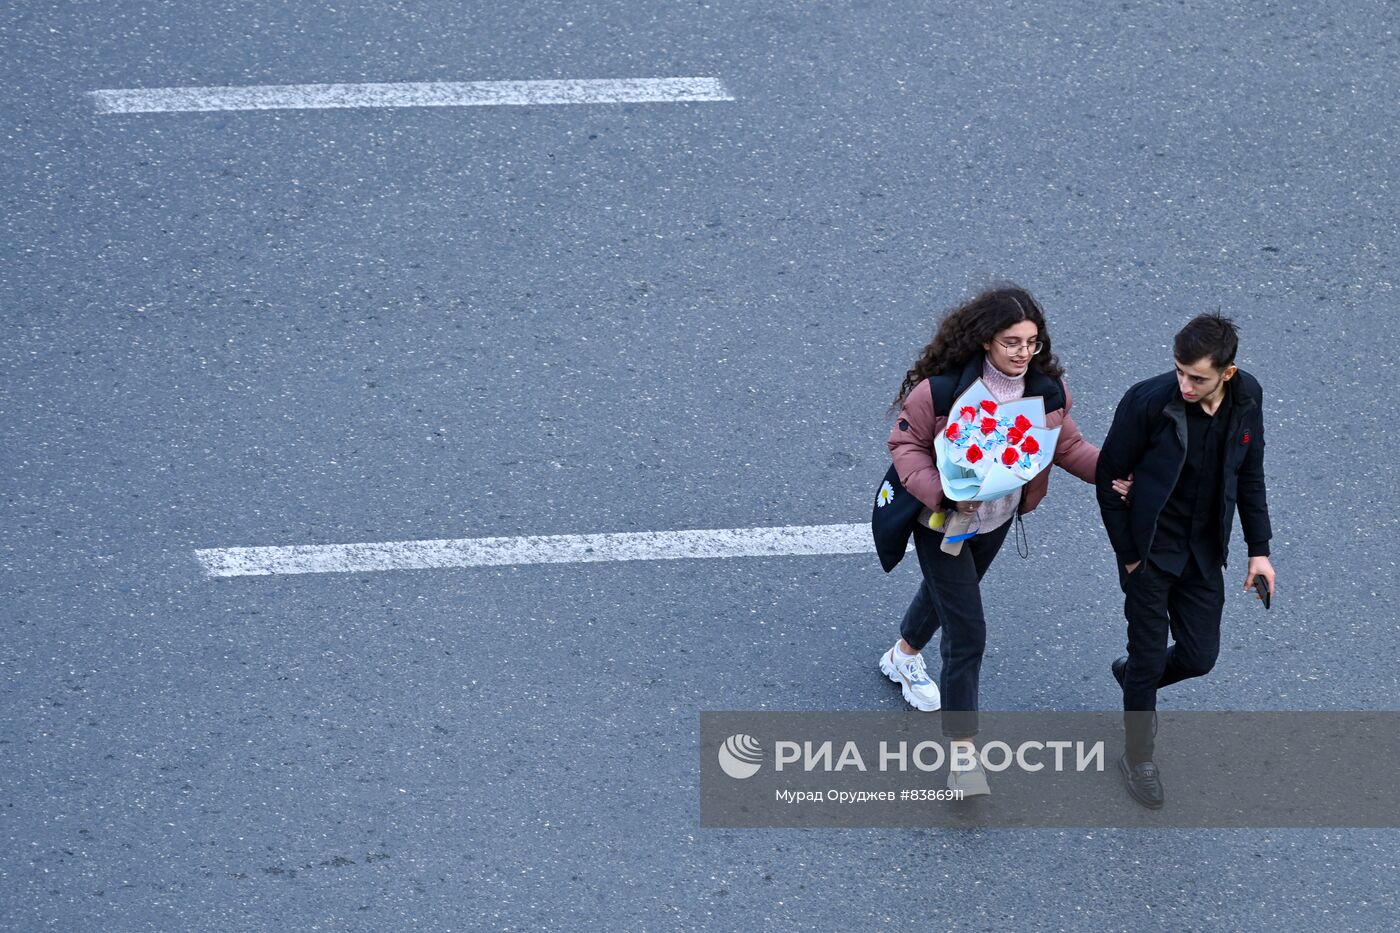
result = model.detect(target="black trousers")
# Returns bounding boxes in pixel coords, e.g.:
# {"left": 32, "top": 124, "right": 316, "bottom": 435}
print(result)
{"left": 899, "top": 518, "right": 1012, "bottom": 738}
{"left": 1118, "top": 554, "right": 1226, "bottom": 763}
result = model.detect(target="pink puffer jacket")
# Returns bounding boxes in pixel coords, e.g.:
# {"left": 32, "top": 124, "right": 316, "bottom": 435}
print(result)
{"left": 888, "top": 371, "right": 1099, "bottom": 515}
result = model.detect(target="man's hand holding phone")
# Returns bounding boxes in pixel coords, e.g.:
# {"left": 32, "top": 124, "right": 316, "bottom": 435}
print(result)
{"left": 1244, "top": 556, "right": 1275, "bottom": 609}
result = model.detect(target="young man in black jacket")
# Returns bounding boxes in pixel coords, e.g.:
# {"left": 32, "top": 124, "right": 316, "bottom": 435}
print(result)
{"left": 1095, "top": 313, "right": 1276, "bottom": 809}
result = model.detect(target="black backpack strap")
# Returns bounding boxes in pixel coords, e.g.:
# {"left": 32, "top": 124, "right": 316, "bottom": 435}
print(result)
{"left": 926, "top": 375, "right": 957, "bottom": 420}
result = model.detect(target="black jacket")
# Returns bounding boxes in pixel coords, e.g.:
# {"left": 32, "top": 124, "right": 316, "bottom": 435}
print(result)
{"left": 1095, "top": 369, "right": 1271, "bottom": 569}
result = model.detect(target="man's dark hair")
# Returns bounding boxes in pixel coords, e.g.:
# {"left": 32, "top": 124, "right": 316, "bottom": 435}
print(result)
{"left": 1174, "top": 313, "right": 1239, "bottom": 371}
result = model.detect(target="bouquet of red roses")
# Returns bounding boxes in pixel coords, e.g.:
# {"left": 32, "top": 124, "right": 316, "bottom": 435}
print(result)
{"left": 931, "top": 379, "right": 1061, "bottom": 550}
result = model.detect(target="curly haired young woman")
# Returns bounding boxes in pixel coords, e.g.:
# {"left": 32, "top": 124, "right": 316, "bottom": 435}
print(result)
{"left": 880, "top": 284, "right": 1130, "bottom": 795}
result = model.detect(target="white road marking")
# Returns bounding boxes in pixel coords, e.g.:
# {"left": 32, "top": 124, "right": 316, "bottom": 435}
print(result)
{"left": 90, "top": 76, "right": 735, "bottom": 114}
{"left": 195, "top": 523, "right": 875, "bottom": 578}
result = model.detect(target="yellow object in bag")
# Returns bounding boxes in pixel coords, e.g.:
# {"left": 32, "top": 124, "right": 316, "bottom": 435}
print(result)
{"left": 917, "top": 507, "right": 947, "bottom": 531}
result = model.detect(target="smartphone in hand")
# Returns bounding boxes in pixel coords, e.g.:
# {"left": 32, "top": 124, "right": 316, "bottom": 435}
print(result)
{"left": 1252, "top": 575, "right": 1271, "bottom": 610}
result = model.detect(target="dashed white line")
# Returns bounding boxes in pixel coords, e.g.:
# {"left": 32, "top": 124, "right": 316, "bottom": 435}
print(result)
{"left": 195, "top": 523, "right": 874, "bottom": 578}
{"left": 90, "top": 76, "right": 735, "bottom": 114}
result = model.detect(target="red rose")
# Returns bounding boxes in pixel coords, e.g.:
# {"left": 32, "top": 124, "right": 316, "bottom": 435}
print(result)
{"left": 959, "top": 406, "right": 977, "bottom": 422}
{"left": 980, "top": 417, "right": 997, "bottom": 434}
{"left": 1007, "top": 427, "right": 1026, "bottom": 445}
{"left": 1020, "top": 435, "right": 1041, "bottom": 455}
{"left": 980, "top": 400, "right": 998, "bottom": 415}
{"left": 966, "top": 445, "right": 983, "bottom": 464}
{"left": 944, "top": 424, "right": 960, "bottom": 440}
{"left": 1014, "top": 414, "right": 1032, "bottom": 432}
{"left": 1001, "top": 447, "right": 1019, "bottom": 466}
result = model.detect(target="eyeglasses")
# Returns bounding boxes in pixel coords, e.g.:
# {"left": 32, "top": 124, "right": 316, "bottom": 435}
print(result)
{"left": 996, "top": 339, "right": 1043, "bottom": 355}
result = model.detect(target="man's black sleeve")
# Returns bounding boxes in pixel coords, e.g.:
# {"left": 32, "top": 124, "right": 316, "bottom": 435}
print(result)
{"left": 1237, "top": 390, "right": 1272, "bottom": 557}
{"left": 1096, "top": 386, "right": 1149, "bottom": 565}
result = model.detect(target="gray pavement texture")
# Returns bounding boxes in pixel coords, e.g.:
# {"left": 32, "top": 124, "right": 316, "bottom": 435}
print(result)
{"left": 3, "top": 0, "right": 1399, "bottom": 930}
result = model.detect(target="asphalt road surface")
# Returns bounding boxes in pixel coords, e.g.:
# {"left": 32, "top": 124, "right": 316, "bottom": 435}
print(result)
{"left": 3, "top": 1, "right": 1398, "bottom": 929}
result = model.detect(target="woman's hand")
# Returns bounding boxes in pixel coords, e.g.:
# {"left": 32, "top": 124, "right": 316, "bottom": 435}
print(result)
{"left": 954, "top": 500, "right": 980, "bottom": 514}
{"left": 1111, "top": 473, "right": 1134, "bottom": 503}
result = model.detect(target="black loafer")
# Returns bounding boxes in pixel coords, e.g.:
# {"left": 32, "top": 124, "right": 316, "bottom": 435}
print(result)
{"left": 1119, "top": 753, "right": 1165, "bottom": 809}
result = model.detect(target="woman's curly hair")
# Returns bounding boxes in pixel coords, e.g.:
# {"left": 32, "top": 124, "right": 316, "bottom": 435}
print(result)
{"left": 890, "top": 283, "right": 1065, "bottom": 413}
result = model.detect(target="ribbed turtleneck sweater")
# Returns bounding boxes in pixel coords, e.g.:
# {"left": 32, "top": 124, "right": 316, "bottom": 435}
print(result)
{"left": 975, "top": 357, "right": 1026, "bottom": 532}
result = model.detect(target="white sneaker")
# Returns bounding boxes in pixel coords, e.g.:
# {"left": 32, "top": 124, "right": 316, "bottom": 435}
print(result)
{"left": 879, "top": 645, "right": 941, "bottom": 711}
{"left": 948, "top": 760, "right": 991, "bottom": 797}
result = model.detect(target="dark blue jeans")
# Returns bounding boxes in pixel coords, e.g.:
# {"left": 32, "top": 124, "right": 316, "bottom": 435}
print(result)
{"left": 899, "top": 518, "right": 1012, "bottom": 737}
